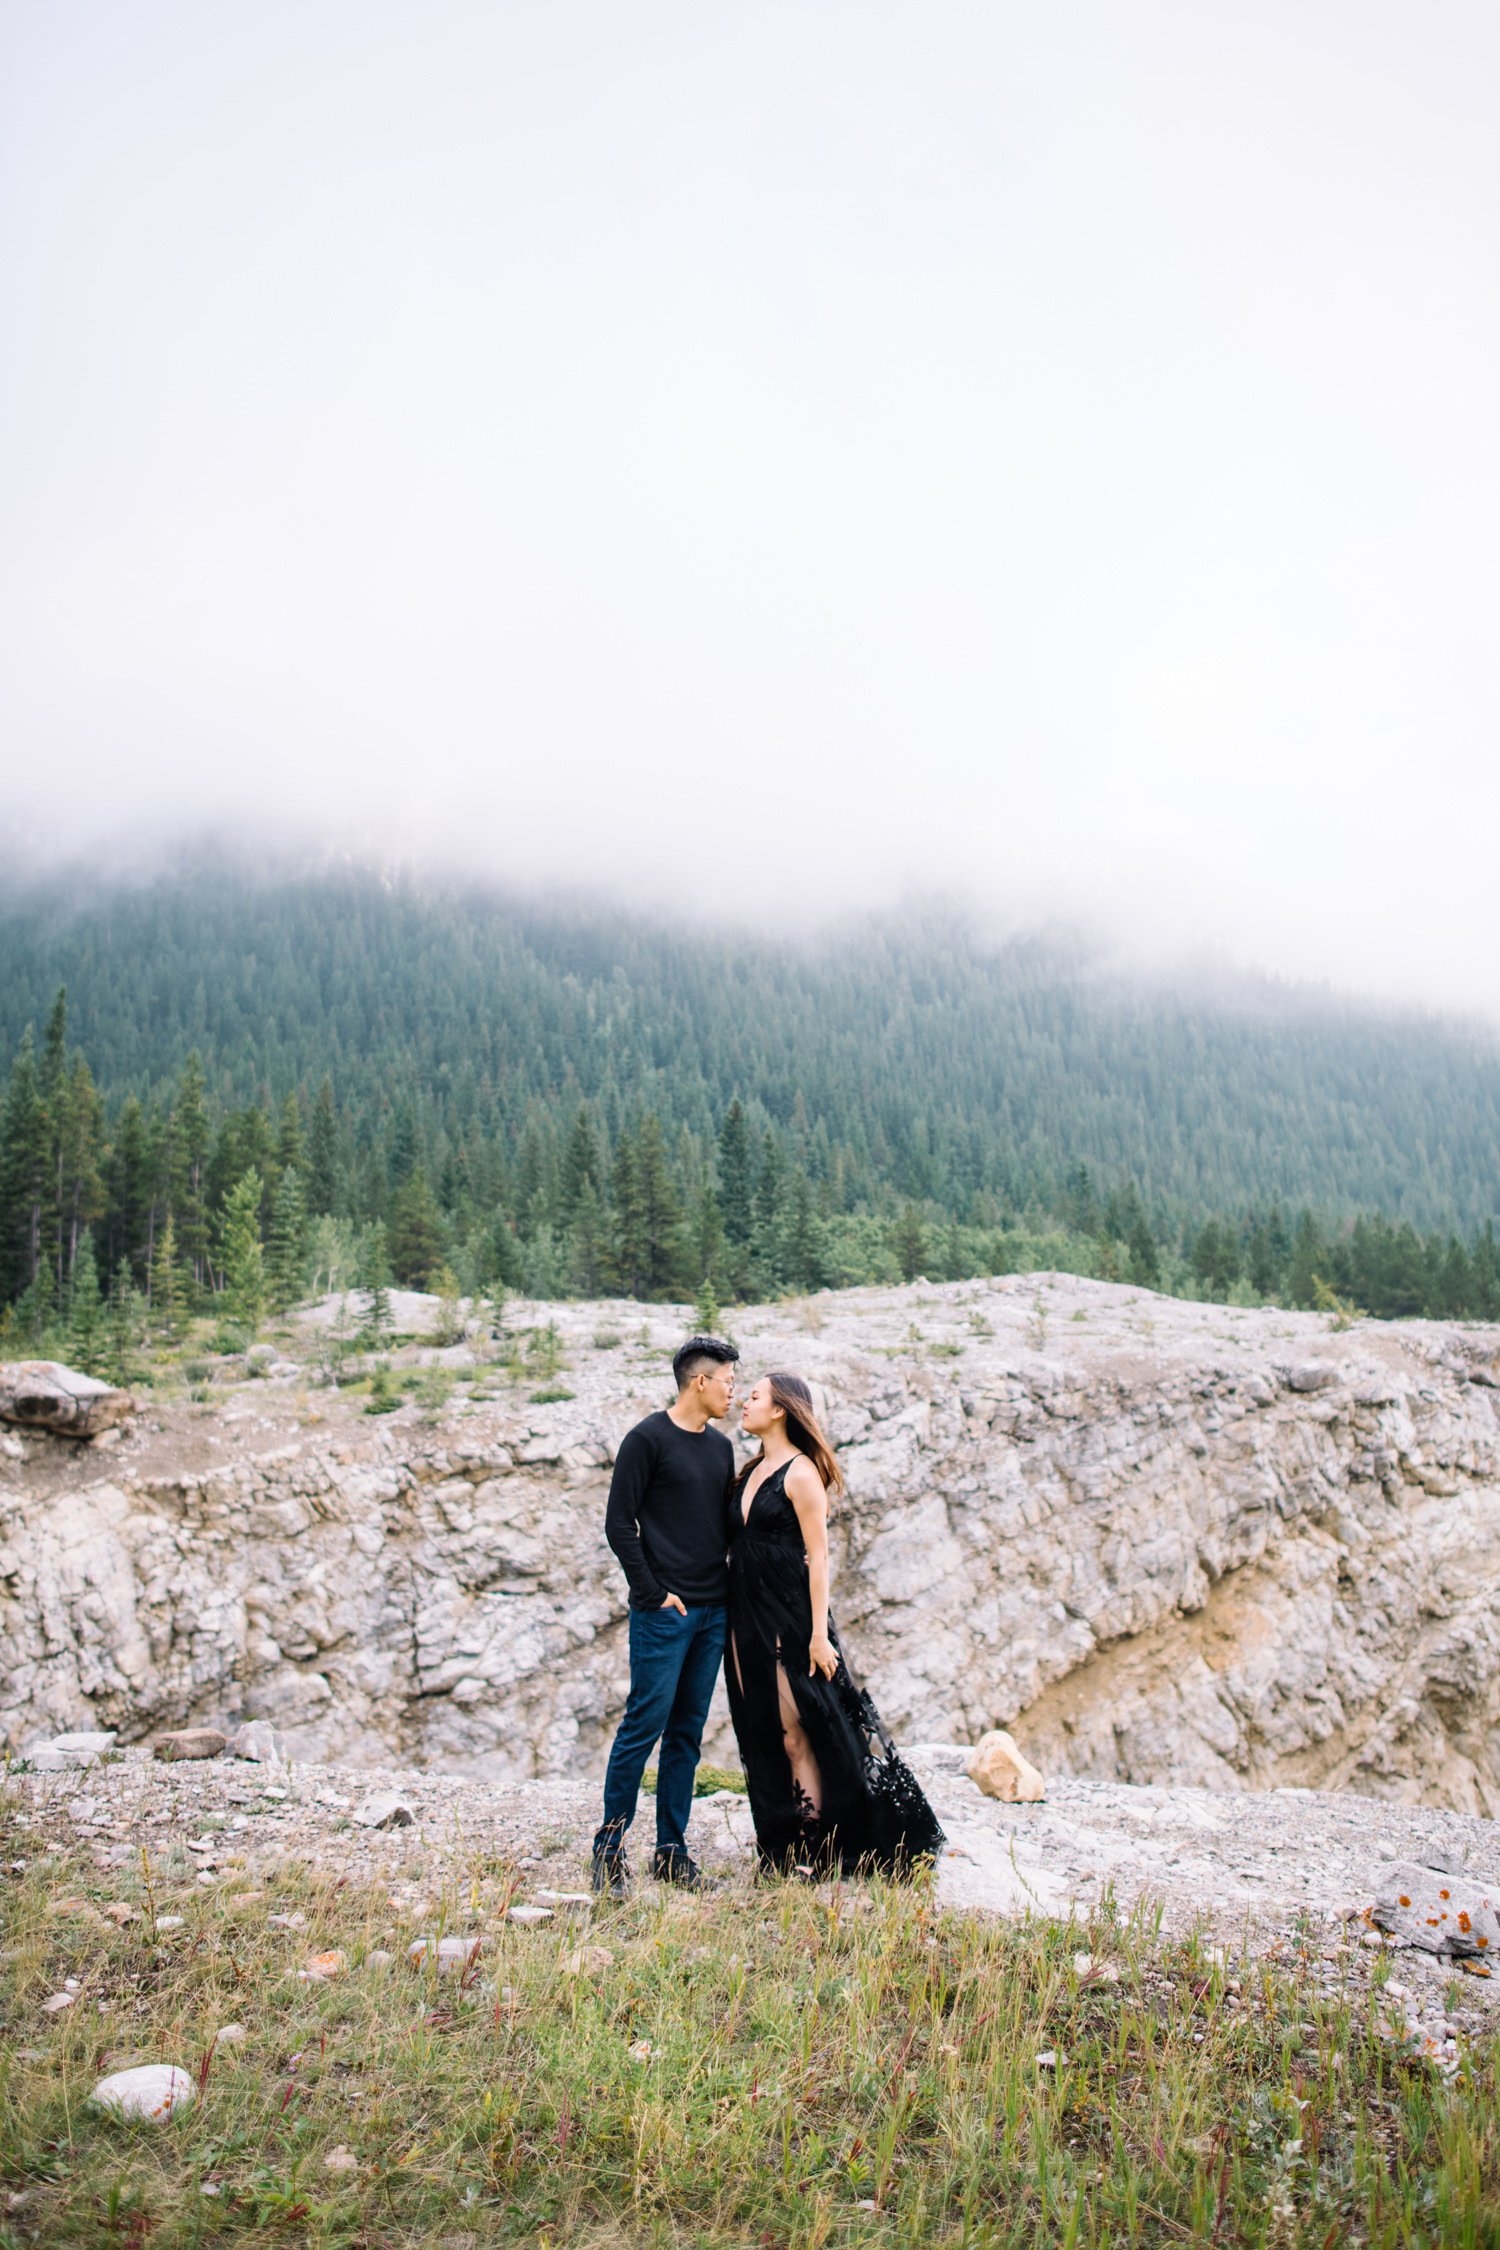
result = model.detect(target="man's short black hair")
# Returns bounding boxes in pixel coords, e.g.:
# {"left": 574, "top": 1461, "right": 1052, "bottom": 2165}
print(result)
{"left": 672, "top": 1334, "right": 739, "bottom": 1391}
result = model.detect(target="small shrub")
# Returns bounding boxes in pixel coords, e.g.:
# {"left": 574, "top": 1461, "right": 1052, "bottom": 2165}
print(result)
{"left": 212, "top": 1324, "right": 250, "bottom": 1357}
{"left": 364, "top": 1362, "right": 401, "bottom": 1415}
{"left": 592, "top": 1329, "right": 622, "bottom": 1350}
{"left": 529, "top": 1386, "right": 575, "bottom": 1404}
{"left": 413, "top": 1366, "right": 453, "bottom": 1415}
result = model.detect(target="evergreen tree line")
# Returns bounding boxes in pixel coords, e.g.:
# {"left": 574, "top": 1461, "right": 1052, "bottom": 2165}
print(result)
{"left": 3, "top": 994, "right": 1498, "bottom": 1369}
{"left": 3, "top": 861, "right": 1500, "bottom": 1243}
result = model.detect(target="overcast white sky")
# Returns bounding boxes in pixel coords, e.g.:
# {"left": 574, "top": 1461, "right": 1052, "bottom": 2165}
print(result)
{"left": 2, "top": 3, "right": 1498, "bottom": 1014}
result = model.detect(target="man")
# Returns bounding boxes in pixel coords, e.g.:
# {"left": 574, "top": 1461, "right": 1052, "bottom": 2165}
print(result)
{"left": 591, "top": 1332, "right": 739, "bottom": 1896}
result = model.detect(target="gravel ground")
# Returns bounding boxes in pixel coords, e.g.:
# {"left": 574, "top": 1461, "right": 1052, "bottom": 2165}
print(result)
{"left": 13, "top": 1743, "right": 1500, "bottom": 2069}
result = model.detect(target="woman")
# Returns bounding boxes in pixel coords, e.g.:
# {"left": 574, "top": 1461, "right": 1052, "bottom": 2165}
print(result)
{"left": 726, "top": 1371, "right": 944, "bottom": 1876}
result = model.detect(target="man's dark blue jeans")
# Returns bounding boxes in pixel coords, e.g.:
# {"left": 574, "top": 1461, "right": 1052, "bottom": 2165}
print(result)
{"left": 595, "top": 1601, "right": 727, "bottom": 1858}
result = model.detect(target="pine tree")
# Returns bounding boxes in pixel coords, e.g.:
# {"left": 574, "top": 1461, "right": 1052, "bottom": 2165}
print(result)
{"left": 104, "top": 1096, "right": 153, "bottom": 1286}
{"left": 718, "top": 1100, "right": 753, "bottom": 1248}
{"left": 358, "top": 1221, "right": 394, "bottom": 1344}
{"left": 1192, "top": 1220, "right": 1240, "bottom": 1299}
{"left": 610, "top": 1123, "right": 645, "bottom": 1296}
{"left": 276, "top": 1090, "right": 305, "bottom": 1180}
{"left": 0, "top": 1027, "right": 45, "bottom": 1304}
{"left": 752, "top": 1132, "right": 786, "bottom": 1291}
{"left": 1062, "top": 1161, "right": 1099, "bottom": 1238}
{"left": 104, "top": 1263, "right": 145, "bottom": 1385}
{"left": 1126, "top": 1211, "right": 1160, "bottom": 1288}
{"left": 219, "top": 1169, "right": 266, "bottom": 1334}
{"left": 783, "top": 1169, "right": 825, "bottom": 1292}
{"left": 39, "top": 987, "right": 68, "bottom": 1296}
{"left": 151, "top": 1210, "right": 186, "bottom": 1341}
{"left": 568, "top": 1173, "right": 608, "bottom": 1296}
{"left": 691, "top": 1181, "right": 725, "bottom": 1300}
{"left": 1287, "top": 1211, "right": 1324, "bottom": 1308}
{"left": 634, "top": 1115, "right": 685, "bottom": 1298}
{"left": 173, "top": 1052, "right": 212, "bottom": 1292}
{"left": 387, "top": 1104, "right": 422, "bottom": 1192}
{"left": 893, "top": 1203, "right": 926, "bottom": 1285}
{"left": 68, "top": 1228, "right": 104, "bottom": 1374}
{"left": 266, "top": 1167, "right": 309, "bottom": 1310}
{"left": 559, "top": 1105, "right": 601, "bottom": 1223}
{"left": 387, "top": 1167, "right": 446, "bottom": 1288}
{"left": 58, "top": 1055, "right": 104, "bottom": 1294}
{"left": 307, "top": 1076, "right": 340, "bottom": 1215}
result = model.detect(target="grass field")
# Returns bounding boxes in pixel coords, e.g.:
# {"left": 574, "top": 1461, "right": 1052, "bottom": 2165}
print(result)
{"left": 1, "top": 1794, "right": 1497, "bottom": 2248}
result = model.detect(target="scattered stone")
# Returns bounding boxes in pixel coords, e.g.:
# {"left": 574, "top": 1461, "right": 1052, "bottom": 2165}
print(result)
{"left": 90, "top": 2065, "right": 196, "bottom": 2121}
{"left": 323, "top": 2145, "right": 359, "bottom": 2174}
{"left": 407, "top": 1936, "right": 482, "bottom": 1973}
{"left": 1369, "top": 1861, "right": 1500, "bottom": 1958}
{"left": 351, "top": 1792, "right": 415, "bottom": 1830}
{"left": 1283, "top": 1363, "right": 1338, "bottom": 1393}
{"left": 0, "top": 1359, "right": 134, "bottom": 1438}
{"left": 214, "top": 2023, "right": 247, "bottom": 2044}
{"left": 48, "top": 1894, "right": 106, "bottom": 1923}
{"left": 507, "top": 1904, "right": 554, "bottom": 1926}
{"left": 21, "top": 1731, "right": 116, "bottom": 1772}
{"left": 627, "top": 2039, "right": 654, "bottom": 2062}
{"left": 966, "top": 1730, "right": 1046, "bottom": 1804}
{"left": 1035, "top": 2050, "right": 1065, "bottom": 2068}
{"left": 267, "top": 1912, "right": 307, "bottom": 1930}
{"left": 42, "top": 1992, "right": 76, "bottom": 2013}
{"left": 563, "top": 1944, "right": 616, "bottom": 1976}
{"left": 301, "top": 1949, "right": 348, "bottom": 1980}
{"left": 229, "top": 1721, "right": 287, "bottom": 1765}
{"left": 154, "top": 1729, "right": 229, "bottom": 1763}
{"left": 535, "top": 1889, "right": 593, "bottom": 1908}
{"left": 152, "top": 1914, "right": 185, "bottom": 1931}
{"left": 366, "top": 1949, "right": 395, "bottom": 1969}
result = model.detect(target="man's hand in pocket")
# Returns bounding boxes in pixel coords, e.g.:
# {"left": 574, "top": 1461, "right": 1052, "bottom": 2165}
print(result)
{"left": 660, "top": 1592, "right": 687, "bottom": 1615}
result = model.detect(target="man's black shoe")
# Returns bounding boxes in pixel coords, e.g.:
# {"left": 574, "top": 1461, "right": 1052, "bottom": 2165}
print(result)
{"left": 591, "top": 1844, "right": 629, "bottom": 1899}
{"left": 652, "top": 1848, "right": 707, "bottom": 1890}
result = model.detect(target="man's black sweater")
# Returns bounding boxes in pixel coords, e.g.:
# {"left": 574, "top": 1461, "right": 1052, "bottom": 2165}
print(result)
{"left": 604, "top": 1409, "right": 735, "bottom": 1609}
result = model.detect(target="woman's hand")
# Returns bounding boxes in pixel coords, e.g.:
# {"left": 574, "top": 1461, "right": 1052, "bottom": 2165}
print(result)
{"left": 808, "top": 1632, "right": 838, "bottom": 1681}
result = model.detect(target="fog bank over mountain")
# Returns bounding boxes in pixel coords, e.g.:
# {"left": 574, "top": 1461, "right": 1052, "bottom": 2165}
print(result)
{"left": 7, "top": 816, "right": 1498, "bottom": 1037}
{"left": 3, "top": 3, "right": 1497, "bottom": 1015}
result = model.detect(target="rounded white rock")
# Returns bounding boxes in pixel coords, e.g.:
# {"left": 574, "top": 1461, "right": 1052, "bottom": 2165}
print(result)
{"left": 91, "top": 2065, "right": 197, "bottom": 2121}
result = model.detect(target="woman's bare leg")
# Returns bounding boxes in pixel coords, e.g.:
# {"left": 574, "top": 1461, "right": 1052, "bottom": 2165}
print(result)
{"left": 776, "top": 1657, "right": 823, "bottom": 1820}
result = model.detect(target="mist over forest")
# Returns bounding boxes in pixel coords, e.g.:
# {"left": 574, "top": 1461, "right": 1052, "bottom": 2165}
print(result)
{"left": 2, "top": 850, "right": 1498, "bottom": 1348}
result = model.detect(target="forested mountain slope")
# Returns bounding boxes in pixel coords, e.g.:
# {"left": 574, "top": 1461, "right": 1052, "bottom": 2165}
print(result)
{"left": 1, "top": 855, "right": 1497, "bottom": 1323}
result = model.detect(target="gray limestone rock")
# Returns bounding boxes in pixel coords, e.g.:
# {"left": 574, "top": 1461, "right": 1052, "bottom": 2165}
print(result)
{"left": 22, "top": 1729, "right": 117, "bottom": 1770}
{"left": 153, "top": 1728, "right": 229, "bottom": 1762}
{"left": 351, "top": 1791, "right": 415, "bottom": 1829}
{"left": 4, "top": 1278, "right": 1500, "bottom": 1818}
{"left": 0, "top": 1361, "right": 134, "bottom": 1439}
{"left": 1370, "top": 1859, "right": 1500, "bottom": 1957}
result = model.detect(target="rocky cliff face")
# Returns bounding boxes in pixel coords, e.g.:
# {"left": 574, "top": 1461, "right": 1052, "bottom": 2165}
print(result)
{"left": 4, "top": 1276, "right": 1499, "bottom": 1815}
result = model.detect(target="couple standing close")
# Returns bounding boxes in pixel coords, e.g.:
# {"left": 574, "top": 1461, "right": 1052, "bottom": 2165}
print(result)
{"left": 592, "top": 1333, "right": 944, "bottom": 1895}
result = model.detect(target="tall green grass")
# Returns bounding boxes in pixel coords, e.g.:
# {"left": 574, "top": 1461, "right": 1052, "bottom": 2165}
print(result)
{"left": 1, "top": 1802, "right": 1496, "bottom": 2246}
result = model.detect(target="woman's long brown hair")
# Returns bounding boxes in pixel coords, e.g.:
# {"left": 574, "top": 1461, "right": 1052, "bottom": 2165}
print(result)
{"left": 737, "top": 1370, "right": 845, "bottom": 1496}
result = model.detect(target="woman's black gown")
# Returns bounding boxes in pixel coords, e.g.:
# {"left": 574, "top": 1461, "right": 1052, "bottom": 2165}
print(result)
{"left": 725, "top": 1460, "right": 944, "bottom": 1875}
